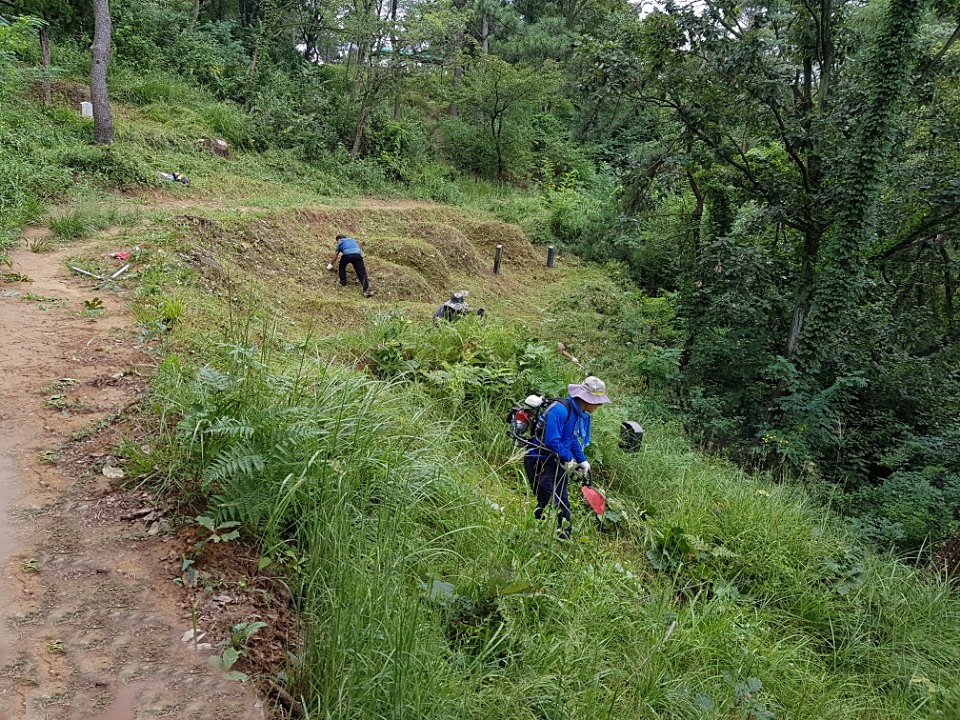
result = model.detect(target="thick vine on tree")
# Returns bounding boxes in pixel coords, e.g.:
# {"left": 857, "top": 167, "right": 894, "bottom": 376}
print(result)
{"left": 797, "top": 0, "right": 926, "bottom": 383}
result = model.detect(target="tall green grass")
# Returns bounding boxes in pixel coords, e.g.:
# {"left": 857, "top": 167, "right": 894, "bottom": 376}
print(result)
{"left": 48, "top": 205, "right": 142, "bottom": 242}
{"left": 134, "top": 311, "right": 960, "bottom": 720}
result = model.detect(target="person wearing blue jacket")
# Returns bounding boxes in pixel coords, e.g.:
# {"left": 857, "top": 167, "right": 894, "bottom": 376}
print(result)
{"left": 327, "top": 234, "right": 374, "bottom": 297}
{"left": 524, "top": 376, "right": 611, "bottom": 538}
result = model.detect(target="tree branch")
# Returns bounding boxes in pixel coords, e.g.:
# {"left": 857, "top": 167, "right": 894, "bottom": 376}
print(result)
{"left": 915, "top": 22, "right": 960, "bottom": 83}
{"left": 764, "top": 98, "right": 810, "bottom": 192}
{"left": 871, "top": 206, "right": 960, "bottom": 261}
{"left": 701, "top": 0, "right": 744, "bottom": 38}
{"left": 669, "top": 98, "right": 813, "bottom": 234}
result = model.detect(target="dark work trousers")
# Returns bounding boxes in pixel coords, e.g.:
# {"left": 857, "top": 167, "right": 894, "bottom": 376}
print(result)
{"left": 524, "top": 454, "right": 572, "bottom": 533}
{"left": 339, "top": 253, "right": 369, "bottom": 292}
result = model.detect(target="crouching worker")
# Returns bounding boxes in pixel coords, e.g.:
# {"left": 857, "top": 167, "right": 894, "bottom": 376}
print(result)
{"left": 524, "top": 376, "right": 611, "bottom": 538}
{"left": 433, "top": 291, "right": 485, "bottom": 322}
{"left": 328, "top": 234, "right": 374, "bottom": 297}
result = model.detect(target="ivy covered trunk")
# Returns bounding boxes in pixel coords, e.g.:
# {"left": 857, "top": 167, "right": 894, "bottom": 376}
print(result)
{"left": 795, "top": 0, "right": 925, "bottom": 382}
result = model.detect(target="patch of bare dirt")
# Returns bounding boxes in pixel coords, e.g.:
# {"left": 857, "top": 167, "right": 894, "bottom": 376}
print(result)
{"left": 0, "top": 242, "right": 270, "bottom": 719}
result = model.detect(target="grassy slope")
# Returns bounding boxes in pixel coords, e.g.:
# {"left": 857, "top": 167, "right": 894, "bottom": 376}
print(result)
{"left": 4, "top": 78, "right": 960, "bottom": 720}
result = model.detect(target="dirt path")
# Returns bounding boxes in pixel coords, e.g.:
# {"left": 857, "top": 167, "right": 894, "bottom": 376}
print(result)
{"left": 0, "top": 238, "right": 265, "bottom": 719}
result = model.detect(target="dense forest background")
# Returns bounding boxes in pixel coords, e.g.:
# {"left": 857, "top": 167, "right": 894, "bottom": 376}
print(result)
{"left": 3, "top": 0, "right": 959, "bottom": 555}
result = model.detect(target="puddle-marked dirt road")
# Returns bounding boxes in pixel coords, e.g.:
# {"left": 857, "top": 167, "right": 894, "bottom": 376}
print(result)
{"left": 0, "top": 238, "right": 264, "bottom": 719}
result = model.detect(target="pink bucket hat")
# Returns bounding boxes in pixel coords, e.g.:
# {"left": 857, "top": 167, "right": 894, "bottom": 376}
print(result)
{"left": 568, "top": 376, "right": 611, "bottom": 404}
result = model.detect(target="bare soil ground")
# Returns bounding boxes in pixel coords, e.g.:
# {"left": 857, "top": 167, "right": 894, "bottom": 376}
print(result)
{"left": 0, "top": 234, "right": 275, "bottom": 719}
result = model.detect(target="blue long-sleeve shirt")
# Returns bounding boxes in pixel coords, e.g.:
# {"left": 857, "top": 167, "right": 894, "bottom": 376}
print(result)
{"left": 528, "top": 396, "right": 591, "bottom": 463}
{"left": 336, "top": 237, "right": 362, "bottom": 256}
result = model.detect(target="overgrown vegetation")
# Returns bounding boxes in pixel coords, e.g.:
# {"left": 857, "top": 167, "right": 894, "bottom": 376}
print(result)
{"left": 5, "top": 0, "right": 955, "bottom": 550}
{"left": 122, "top": 266, "right": 960, "bottom": 719}
{"left": 3, "top": 1, "right": 960, "bottom": 716}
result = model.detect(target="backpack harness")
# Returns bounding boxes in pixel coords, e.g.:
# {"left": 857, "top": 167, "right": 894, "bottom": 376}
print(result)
{"left": 507, "top": 396, "right": 578, "bottom": 456}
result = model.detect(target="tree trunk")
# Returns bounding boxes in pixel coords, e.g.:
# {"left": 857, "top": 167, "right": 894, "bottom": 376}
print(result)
{"left": 786, "top": 227, "right": 821, "bottom": 359}
{"left": 450, "top": 66, "right": 462, "bottom": 117}
{"left": 351, "top": 45, "right": 366, "bottom": 101}
{"left": 389, "top": 0, "right": 401, "bottom": 119}
{"left": 449, "top": 0, "right": 467, "bottom": 117}
{"left": 493, "top": 114, "right": 503, "bottom": 178}
{"left": 248, "top": 44, "right": 261, "bottom": 83}
{"left": 482, "top": 15, "right": 489, "bottom": 53}
{"left": 40, "top": 25, "right": 51, "bottom": 108}
{"left": 189, "top": 0, "right": 201, "bottom": 31}
{"left": 678, "top": 170, "right": 705, "bottom": 372}
{"left": 351, "top": 106, "right": 369, "bottom": 159}
{"left": 797, "top": 0, "right": 923, "bottom": 380}
{"left": 940, "top": 237, "right": 955, "bottom": 331}
{"left": 90, "top": 0, "right": 115, "bottom": 145}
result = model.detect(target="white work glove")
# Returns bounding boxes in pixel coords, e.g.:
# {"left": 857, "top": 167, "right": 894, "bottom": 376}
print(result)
{"left": 326, "top": 263, "right": 334, "bottom": 271}
{"left": 577, "top": 461, "right": 591, "bottom": 476}
{"left": 564, "top": 459, "right": 579, "bottom": 474}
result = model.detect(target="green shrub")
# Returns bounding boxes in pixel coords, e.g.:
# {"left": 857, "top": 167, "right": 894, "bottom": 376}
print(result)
{"left": 0, "top": 96, "right": 81, "bottom": 259}
{"left": 112, "top": 0, "right": 185, "bottom": 69}
{"left": 49, "top": 206, "right": 137, "bottom": 242}
{"left": 114, "top": 71, "right": 201, "bottom": 105}
{"left": 245, "top": 70, "right": 341, "bottom": 158}
{"left": 340, "top": 156, "right": 391, "bottom": 194}
{"left": 172, "top": 22, "right": 249, "bottom": 100}
{"left": 846, "top": 469, "right": 960, "bottom": 554}
{"left": 57, "top": 145, "right": 155, "bottom": 189}
{"left": 528, "top": 112, "right": 593, "bottom": 182}
{"left": 197, "top": 102, "right": 256, "bottom": 149}
{"left": 48, "top": 210, "right": 93, "bottom": 241}
{"left": 0, "top": 15, "right": 43, "bottom": 94}
{"left": 112, "top": 0, "right": 249, "bottom": 101}
{"left": 439, "top": 118, "right": 500, "bottom": 178}
{"left": 0, "top": 153, "right": 66, "bottom": 214}
{"left": 546, "top": 186, "right": 594, "bottom": 242}
{"left": 407, "top": 162, "right": 465, "bottom": 204}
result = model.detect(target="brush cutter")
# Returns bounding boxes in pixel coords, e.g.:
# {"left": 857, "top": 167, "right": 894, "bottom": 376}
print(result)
{"left": 556, "top": 342, "right": 584, "bottom": 368}
{"left": 579, "top": 473, "right": 606, "bottom": 516}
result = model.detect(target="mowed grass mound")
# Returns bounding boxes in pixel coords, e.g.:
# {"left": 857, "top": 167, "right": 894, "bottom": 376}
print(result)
{"left": 362, "top": 235, "right": 455, "bottom": 290}
{"left": 462, "top": 220, "right": 540, "bottom": 268}
{"left": 406, "top": 221, "right": 486, "bottom": 275}
{"left": 174, "top": 204, "right": 561, "bottom": 321}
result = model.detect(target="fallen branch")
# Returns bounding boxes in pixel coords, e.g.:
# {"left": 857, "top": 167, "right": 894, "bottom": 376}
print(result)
{"left": 265, "top": 679, "right": 306, "bottom": 719}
